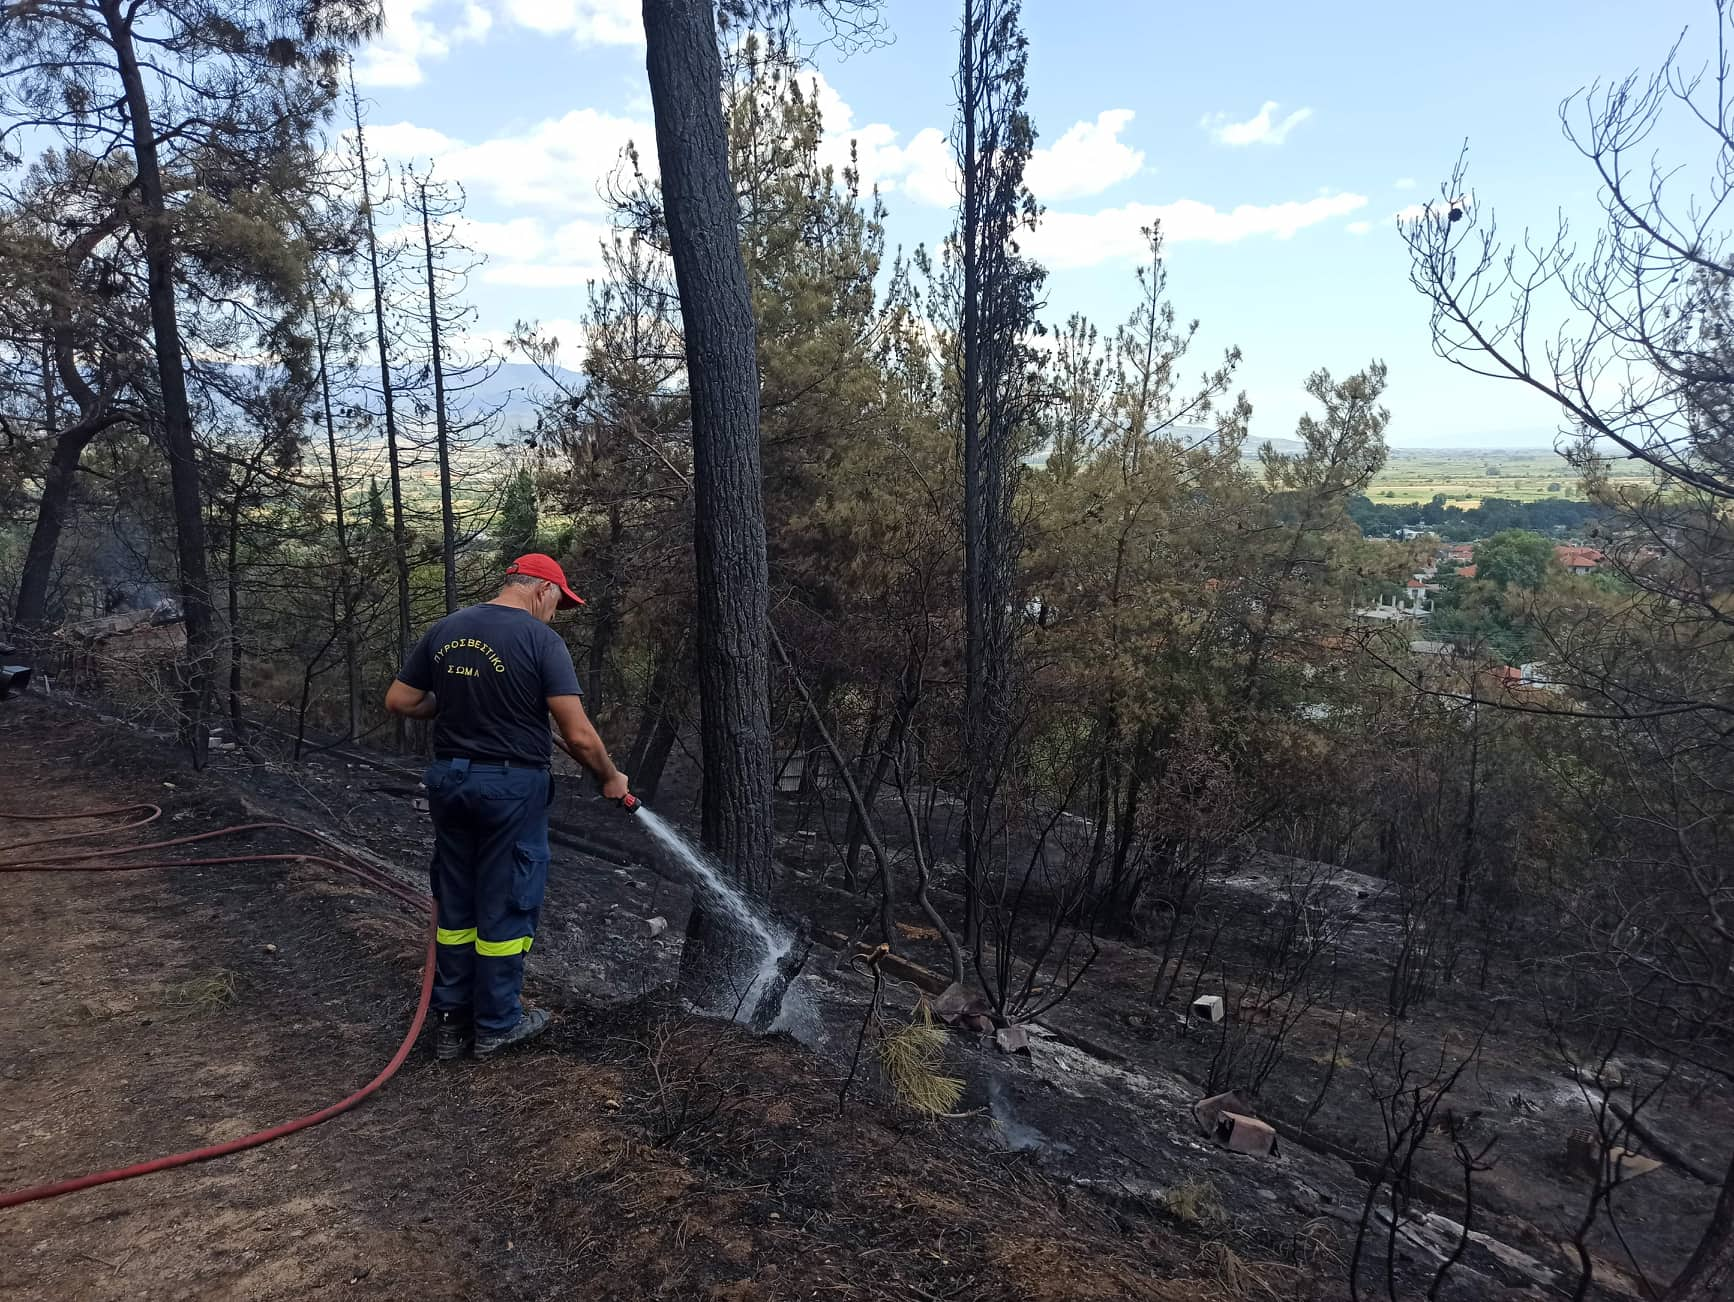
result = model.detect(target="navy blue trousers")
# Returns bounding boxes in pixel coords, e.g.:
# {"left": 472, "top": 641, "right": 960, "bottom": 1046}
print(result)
{"left": 423, "top": 758, "right": 551, "bottom": 1034}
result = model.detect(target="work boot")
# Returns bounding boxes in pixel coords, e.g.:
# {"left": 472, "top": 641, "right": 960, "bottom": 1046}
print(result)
{"left": 473, "top": 1007, "right": 552, "bottom": 1060}
{"left": 433, "top": 1010, "right": 472, "bottom": 1062}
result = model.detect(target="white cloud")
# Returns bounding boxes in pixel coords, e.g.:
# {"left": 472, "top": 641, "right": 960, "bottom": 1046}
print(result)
{"left": 1025, "top": 192, "right": 1368, "bottom": 269}
{"left": 485, "top": 263, "right": 598, "bottom": 287}
{"left": 1395, "top": 194, "right": 1469, "bottom": 223}
{"left": 1394, "top": 177, "right": 1417, "bottom": 190}
{"left": 365, "top": 111, "right": 652, "bottom": 214}
{"left": 500, "top": 0, "right": 638, "bottom": 42}
{"left": 456, "top": 216, "right": 608, "bottom": 285}
{"left": 454, "top": 216, "right": 553, "bottom": 260}
{"left": 1345, "top": 219, "right": 1373, "bottom": 236}
{"left": 899, "top": 128, "right": 956, "bottom": 207}
{"left": 354, "top": 0, "right": 491, "bottom": 87}
{"left": 811, "top": 74, "right": 1141, "bottom": 209}
{"left": 353, "top": 0, "right": 634, "bottom": 86}
{"left": 1200, "top": 101, "right": 1314, "bottom": 148}
{"left": 1025, "top": 109, "right": 1144, "bottom": 201}
{"left": 799, "top": 67, "right": 955, "bottom": 208}
{"left": 817, "top": 88, "right": 1142, "bottom": 209}
{"left": 364, "top": 120, "right": 460, "bottom": 162}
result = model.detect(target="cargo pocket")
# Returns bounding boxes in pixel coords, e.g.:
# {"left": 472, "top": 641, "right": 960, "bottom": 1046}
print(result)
{"left": 510, "top": 840, "right": 550, "bottom": 913}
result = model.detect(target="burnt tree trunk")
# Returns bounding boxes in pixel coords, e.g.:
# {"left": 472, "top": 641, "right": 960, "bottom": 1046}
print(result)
{"left": 1455, "top": 697, "right": 1480, "bottom": 913}
{"left": 957, "top": 0, "right": 986, "bottom": 951}
{"left": 104, "top": 0, "right": 214, "bottom": 765}
{"left": 225, "top": 497, "right": 245, "bottom": 737}
{"left": 1667, "top": 1149, "right": 1734, "bottom": 1301}
{"left": 14, "top": 423, "right": 101, "bottom": 634}
{"left": 642, "top": 0, "right": 777, "bottom": 998}
{"left": 586, "top": 504, "right": 623, "bottom": 707}
{"left": 417, "top": 180, "right": 458, "bottom": 615}
{"left": 349, "top": 70, "right": 412, "bottom": 701}
{"left": 312, "top": 303, "right": 361, "bottom": 740}
{"left": 627, "top": 634, "right": 684, "bottom": 803}
{"left": 14, "top": 213, "right": 132, "bottom": 637}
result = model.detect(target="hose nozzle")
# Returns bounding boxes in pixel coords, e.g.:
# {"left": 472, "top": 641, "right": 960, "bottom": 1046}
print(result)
{"left": 615, "top": 792, "right": 641, "bottom": 814}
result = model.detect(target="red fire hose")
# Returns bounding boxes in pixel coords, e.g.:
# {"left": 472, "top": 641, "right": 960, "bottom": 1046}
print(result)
{"left": 0, "top": 804, "right": 435, "bottom": 1211}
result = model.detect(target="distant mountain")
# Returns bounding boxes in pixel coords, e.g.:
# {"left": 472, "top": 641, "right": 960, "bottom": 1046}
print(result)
{"left": 467, "top": 362, "right": 584, "bottom": 425}
{"left": 1244, "top": 434, "right": 1306, "bottom": 456}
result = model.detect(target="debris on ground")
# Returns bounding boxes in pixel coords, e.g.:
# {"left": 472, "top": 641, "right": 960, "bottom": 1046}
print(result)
{"left": 995, "top": 1024, "right": 1031, "bottom": 1055}
{"left": 1192, "top": 1089, "right": 1250, "bottom": 1137}
{"left": 1190, "top": 994, "right": 1225, "bottom": 1023}
{"left": 1215, "top": 1111, "right": 1279, "bottom": 1157}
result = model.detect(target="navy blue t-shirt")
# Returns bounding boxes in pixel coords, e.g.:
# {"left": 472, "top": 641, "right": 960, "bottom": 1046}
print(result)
{"left": 397, "top": 603, "right": 582, "bottom": 765}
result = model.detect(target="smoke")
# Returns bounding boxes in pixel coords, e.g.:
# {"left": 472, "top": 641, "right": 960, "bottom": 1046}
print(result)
{"left": 987, "top": 1074, "right": 1050, "bottom": 1153}
{"left": 85, "top": 513, "right": 173, "bottom": 615}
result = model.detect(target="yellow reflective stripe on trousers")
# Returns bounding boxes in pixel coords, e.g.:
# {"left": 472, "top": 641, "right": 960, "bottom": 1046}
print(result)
{"left": 436, "top": 926, "right": 477, "bottom": 946}
{"left": 475, "top": 935, "right": 533, "bottom": 957}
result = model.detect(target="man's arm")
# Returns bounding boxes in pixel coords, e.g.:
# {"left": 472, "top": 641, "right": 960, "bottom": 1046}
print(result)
{"left": 385, "top": 680, "right": 439, "bottom": 720}
{"left": 389, "top": 627, "right": 439, "bottom": 719}
{"left": 548, "top": 694, "right": 629, "bottom": 800}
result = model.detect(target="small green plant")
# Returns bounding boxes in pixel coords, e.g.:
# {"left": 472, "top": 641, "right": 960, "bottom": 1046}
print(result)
{"left": 1161, "top": 1175, "right": 1229, "bottom": 1230}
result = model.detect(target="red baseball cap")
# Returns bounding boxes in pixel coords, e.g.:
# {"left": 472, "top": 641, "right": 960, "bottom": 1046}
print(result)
{"left": 506, "top": 553, "right": 584, "bottom": 608}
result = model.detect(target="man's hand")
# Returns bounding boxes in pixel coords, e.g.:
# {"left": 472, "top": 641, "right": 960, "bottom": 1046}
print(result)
{"left": 601, "top": 772, "right": 631, "bottom": 802}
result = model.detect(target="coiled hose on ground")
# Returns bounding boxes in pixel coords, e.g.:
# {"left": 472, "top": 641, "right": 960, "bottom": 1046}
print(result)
{"left": 0, "top": 804, "right": 434, "bottom": 1211}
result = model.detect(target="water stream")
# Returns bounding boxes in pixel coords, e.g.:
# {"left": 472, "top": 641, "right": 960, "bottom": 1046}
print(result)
{"left": 635, "top": 807, "right": 792, "bottom": 1025}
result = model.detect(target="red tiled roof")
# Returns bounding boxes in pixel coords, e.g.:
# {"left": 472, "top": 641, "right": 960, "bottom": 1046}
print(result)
{"left": 1555, "top": 545, "right": 1604, "bottom": 568}
{"left": 1456, "top": 564, "right": 1477, "bottom": 579}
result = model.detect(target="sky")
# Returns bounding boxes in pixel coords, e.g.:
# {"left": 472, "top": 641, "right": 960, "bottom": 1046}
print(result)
{"left": 350, "top": 0, "right": 1710, "bottom": 448}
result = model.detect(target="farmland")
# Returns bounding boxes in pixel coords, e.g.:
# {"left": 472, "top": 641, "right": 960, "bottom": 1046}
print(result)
{"left": 1366, "top": 447, "right": 1652, "bottom": 508}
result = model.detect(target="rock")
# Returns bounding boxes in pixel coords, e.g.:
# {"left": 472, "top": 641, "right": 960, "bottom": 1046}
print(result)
{"left": 263, "top": 943, "right": 277, "bottom": 954}
{"left": 933, "top": 982, "right": 990, "bottom": 1025}
{"left": 960, "top": 1013, "right": 994, "bottom": 1034}
{"left": 646, "top": 916, "right": 668, "bottom": 938}
{"left": 1215, "top": 1111, "right": 1278, "bottom": 1157}
{"left": 995, "top": 1025, "right": 1031, "bottom": 1055}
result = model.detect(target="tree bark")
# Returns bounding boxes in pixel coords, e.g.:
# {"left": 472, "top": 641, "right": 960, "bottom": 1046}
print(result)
{"left": 642, "top": 1, "right": 776, "bottom": 903}
{"left": 312, "top": 303, "right": 361, "bottom": 740}
{"left": 586, "top": 504, "right": 623, "bottom": 707}
{"left": 1667, "top": 1147, "right": 1734, "bottom": 1300}
{"left": 14, "top": 422, "right": 102, "bottom": 633}
{"left": 958, "top": 0, "right": 986, "bottom": 951}
{"left": 103, "top": 0, "right": 214, "bottom": 765}
{"left": 15, "top": 207, "right": 137, "bottom": 637}
{"left": 349, "top": 69, "right": 412, "bottom": 694}
{"left": 417, "top": 181, "right": 458, "bottom": 615}
{"left": 627, "top": 633, "right": 684, "bottom": 803}
{"left": 226, "top": 497, "right": 244, "bottom": 736}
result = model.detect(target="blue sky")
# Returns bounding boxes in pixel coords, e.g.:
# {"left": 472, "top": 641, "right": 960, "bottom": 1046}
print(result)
{"left": 353, "top": 0, "right": 1707, "bottom": 447}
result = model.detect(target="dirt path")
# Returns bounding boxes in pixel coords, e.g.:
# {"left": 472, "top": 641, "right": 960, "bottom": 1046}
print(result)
{"left": 0, "top": 701, "right": 1277, "bottom": 1301}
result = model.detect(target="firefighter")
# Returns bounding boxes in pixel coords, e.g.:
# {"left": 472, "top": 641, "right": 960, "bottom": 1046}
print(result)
{"left": 385, "top": 554, "right": 630, "bottom": 1060}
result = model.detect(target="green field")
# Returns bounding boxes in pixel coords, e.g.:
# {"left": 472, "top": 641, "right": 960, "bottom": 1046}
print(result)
{"left": 1367, "top": 449, "right": 1651, "bottom": 508}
